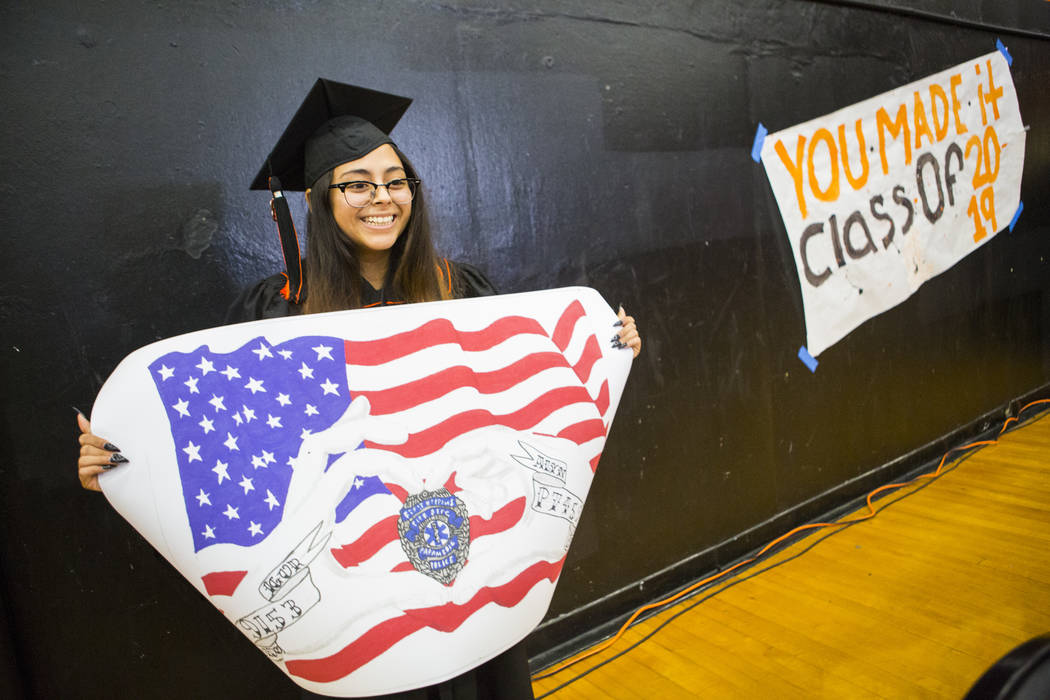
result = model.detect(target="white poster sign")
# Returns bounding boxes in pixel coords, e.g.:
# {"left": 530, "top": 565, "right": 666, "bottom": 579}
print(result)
{"left": 760, "top": 50, "right": 1025, "bottom": 356}
{"left": 93, "top": 287, "right": 631, "bottom": 696}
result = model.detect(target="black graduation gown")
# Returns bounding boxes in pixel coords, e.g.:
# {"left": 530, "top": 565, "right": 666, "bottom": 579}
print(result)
{"left": 224, "top": 261, "right": 498, "bottom": 324}
{"left": 224, "top": 261, "right": 535, "bottom": 700}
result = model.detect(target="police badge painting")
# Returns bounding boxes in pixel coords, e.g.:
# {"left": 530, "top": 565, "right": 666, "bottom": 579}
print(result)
{"left": 91, "top": 286, "right": 631, "bottom": 697}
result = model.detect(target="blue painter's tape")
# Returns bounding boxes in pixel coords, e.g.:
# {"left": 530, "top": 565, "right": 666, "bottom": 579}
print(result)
{"left": 996, "top": 38, "right": 1013, "bottom": 66}
{"left": 798, "top": 345, "right": 818, "bottom": 373}
{"left": 751, "top": 122, "right": 767, "bottom": 163}
{"left": 1009, "top": 201, "right": 1023, "bottom": 232}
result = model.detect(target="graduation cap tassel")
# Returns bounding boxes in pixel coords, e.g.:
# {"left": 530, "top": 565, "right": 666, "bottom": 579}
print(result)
{"left": 268, "top": 176, "right": 304, "bottom": 304}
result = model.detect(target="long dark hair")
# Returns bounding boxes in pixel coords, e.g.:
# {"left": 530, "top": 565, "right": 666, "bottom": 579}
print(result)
{"left": 301, "top": 148, "right": 449, "bottom": 314}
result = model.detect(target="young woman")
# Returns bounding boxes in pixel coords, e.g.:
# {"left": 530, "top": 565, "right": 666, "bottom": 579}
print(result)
{"left": 77, "top": 80, "right": 640, "bottom": 699}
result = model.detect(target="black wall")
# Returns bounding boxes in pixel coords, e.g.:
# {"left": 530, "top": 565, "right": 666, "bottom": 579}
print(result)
{"left": 2, "top": 2, "right": 1048, "bottom": 697}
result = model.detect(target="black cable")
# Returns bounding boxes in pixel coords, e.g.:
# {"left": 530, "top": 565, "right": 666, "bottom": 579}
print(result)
{"left": 806, "top": 0, "right": 1050, "bottom": 41}
{"left": 533, "top": 407, "right": 1049, "bottom": 696}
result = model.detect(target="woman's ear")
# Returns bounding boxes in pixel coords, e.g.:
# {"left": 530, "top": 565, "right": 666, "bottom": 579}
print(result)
{"left": 304, "top": 188, "right": 312, "bottom": 212}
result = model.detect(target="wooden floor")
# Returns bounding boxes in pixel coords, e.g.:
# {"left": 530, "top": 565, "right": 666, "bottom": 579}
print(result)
{"left": 532, "top": 408, "right": 1050, "bottom": 699}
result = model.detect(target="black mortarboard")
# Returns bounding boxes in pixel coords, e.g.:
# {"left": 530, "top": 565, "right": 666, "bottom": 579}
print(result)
{"left": 250, "top": 79, "right": 413, "bottom": 191}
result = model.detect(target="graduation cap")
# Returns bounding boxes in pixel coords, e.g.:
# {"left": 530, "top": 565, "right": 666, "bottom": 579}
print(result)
{"left": 251, "top": 79, "right": 413, "bottom": 304}
{"left": 251, "top": 78, "right": 413, "bottom": 191}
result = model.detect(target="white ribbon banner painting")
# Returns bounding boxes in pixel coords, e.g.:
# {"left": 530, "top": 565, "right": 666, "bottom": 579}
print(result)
{"left": 92, "top": 287, "right": 632, "bottom": 697}
{"left": 760, "top": 50, "right": 1025, "bottom": 356}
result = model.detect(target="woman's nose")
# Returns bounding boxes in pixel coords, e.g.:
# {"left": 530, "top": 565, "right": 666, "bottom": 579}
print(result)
{"left": 371, "top": 183, "right": 393, "bottom": 204}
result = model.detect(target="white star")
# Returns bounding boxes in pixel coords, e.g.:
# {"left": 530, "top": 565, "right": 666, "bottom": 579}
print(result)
{"left": 201, "top": 524, "right": 215, "bottom": 539}
{"left": 184, "top": 376, "right": 199, "bottom": 394}
{"left": 238, "top": 475, "right": 255, "bottom": 494}
{"left": 277, "top": 349, "right": 293, "bottom": 359}
{"left": 312, "top": 344, "right": 334, "bottom": 361}
{"left": 183, "top": 440, "right": 202, "bottom": 462}
{"left": 172, "top": 398, "right": 191, "bottom": 418}
{"left": 252, "top": 343, "right": 274, "bottom": 360}
{"left": 304, "top": 403, "right": 319, "bottom": 416}
{"left": 286, "top": 455, "right": 299, "bottom": 469}
{"left": 244, "top": 377, "right": 266, "bottom": 394}
{"left": 232, "top": 412, "right": 243, "bottom": 426}
{"left": 298, "top": 362, "right": 314, "bottom": 379}
{"left": 248, "top": 521, "right": 263, "bottom": 537}
{"left": 320, "top": 378, "right": 339, "bottom": 395}
{"left": 266, "top": 414, "right": 282, "bottom": 429}
{"left": 353, "top": 477, "right": 364, "bottom": 490}
{"left": 250, "top": 454, "right": 267, "bottom": 469}
{"left": 195, "top": 488, "right": 211, "bottom": 506}
{"left": 276, "top": 392, "right": 292, "bottom": 407}
{"left": 158, "top": 365, "right": 175, "bottom": 381}
{"left": 196, "top": 357, "right": 215, "bottom": 375}
{"left": 241, "top": 405, "right": 256, "bottom": 423}
{"left": 220, "top": 365, "right": 241, "bottom": 380}
{"left": 209, "top": 394, "right": 226, "bottom": 412}
{"left": 264, "top": 490, "right": 281, "bottom": 510}
{"left": 198, "top": 415, "right": 215, "bottom": 434}
{"left": 223, "top": 432, "right": 239, "bottom": 451}
{"left": 300, "top": 428, "right": 312, "bottom": 440}
{"left": 261, "top": 450, "right": 275, "bottom": 465}
{"left": 223, "top": 504, "right": 240, "bottom": 520}
{"left": 212, "top": 459, "right": 230, "bottom": 483}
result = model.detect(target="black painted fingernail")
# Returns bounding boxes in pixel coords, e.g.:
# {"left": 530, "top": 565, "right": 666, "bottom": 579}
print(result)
{"left": 103, "top": 442, "right": 121, "bottom": 452}
{"left": 109, "top": 453, "right": 129, "bottom": 464}
{"left": 613, "top": 320, "right": 623, "bottom": 327}
{"left": 610, "top": 334, "right": 621, "bottom": 343}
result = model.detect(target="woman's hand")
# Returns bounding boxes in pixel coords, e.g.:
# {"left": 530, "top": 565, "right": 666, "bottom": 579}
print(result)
{"left": 613, "top": 306, "right": 641, "bottom": 358}
{"left": 77, "top": 411, "right": 128, "bottom": 492}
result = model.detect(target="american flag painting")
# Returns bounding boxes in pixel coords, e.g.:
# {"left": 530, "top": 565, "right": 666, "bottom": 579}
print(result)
{"left": 98, "top": 288, "right": 630, "bottom": 696}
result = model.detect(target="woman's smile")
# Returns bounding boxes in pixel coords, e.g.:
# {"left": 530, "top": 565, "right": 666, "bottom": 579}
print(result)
{"left": 360, "top": 213, "right": 397, "bottom": 228}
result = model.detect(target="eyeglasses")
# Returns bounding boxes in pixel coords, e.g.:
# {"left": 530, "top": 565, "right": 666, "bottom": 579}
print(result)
{"left": 328, "top": 178, "right": 420, "bottom": 208}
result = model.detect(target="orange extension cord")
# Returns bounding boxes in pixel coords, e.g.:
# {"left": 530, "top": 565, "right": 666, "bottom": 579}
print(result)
{"left": 533, "top": 397, "right": 1050, "bottom": 682}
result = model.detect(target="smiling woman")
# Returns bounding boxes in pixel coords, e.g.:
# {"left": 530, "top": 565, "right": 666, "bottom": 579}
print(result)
{"left": 75, "top": 77, "right": 641, "bottom": 700}
{"left": 298, "top": 140, "right": 447, "bottom": 315}
{"left": 223, "top": 80, "right": 490, "bottom": 321}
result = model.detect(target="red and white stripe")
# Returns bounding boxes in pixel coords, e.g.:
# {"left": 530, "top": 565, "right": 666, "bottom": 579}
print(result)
{"left": 349, "top": 300, "right": 610, "bottom": 469}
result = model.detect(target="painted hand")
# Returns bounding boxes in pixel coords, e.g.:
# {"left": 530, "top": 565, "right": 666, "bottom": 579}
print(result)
{"left": 613, "top": 306, "right": 641, "bottom": 358}
{"left": 76, "top": 410, "right": 129, "bottom": 492}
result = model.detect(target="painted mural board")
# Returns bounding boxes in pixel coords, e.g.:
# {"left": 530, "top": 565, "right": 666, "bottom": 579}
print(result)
{"left": 760, "top": 49, "right": 1026, "bottom": 356}
{"left": 92, "top": 287, "right": 631, "bottom": 696}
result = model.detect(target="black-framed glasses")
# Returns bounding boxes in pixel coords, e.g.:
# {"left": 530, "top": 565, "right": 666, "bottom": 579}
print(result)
{"left": 328, "top": 178, "right": 420, "bottom": 208}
